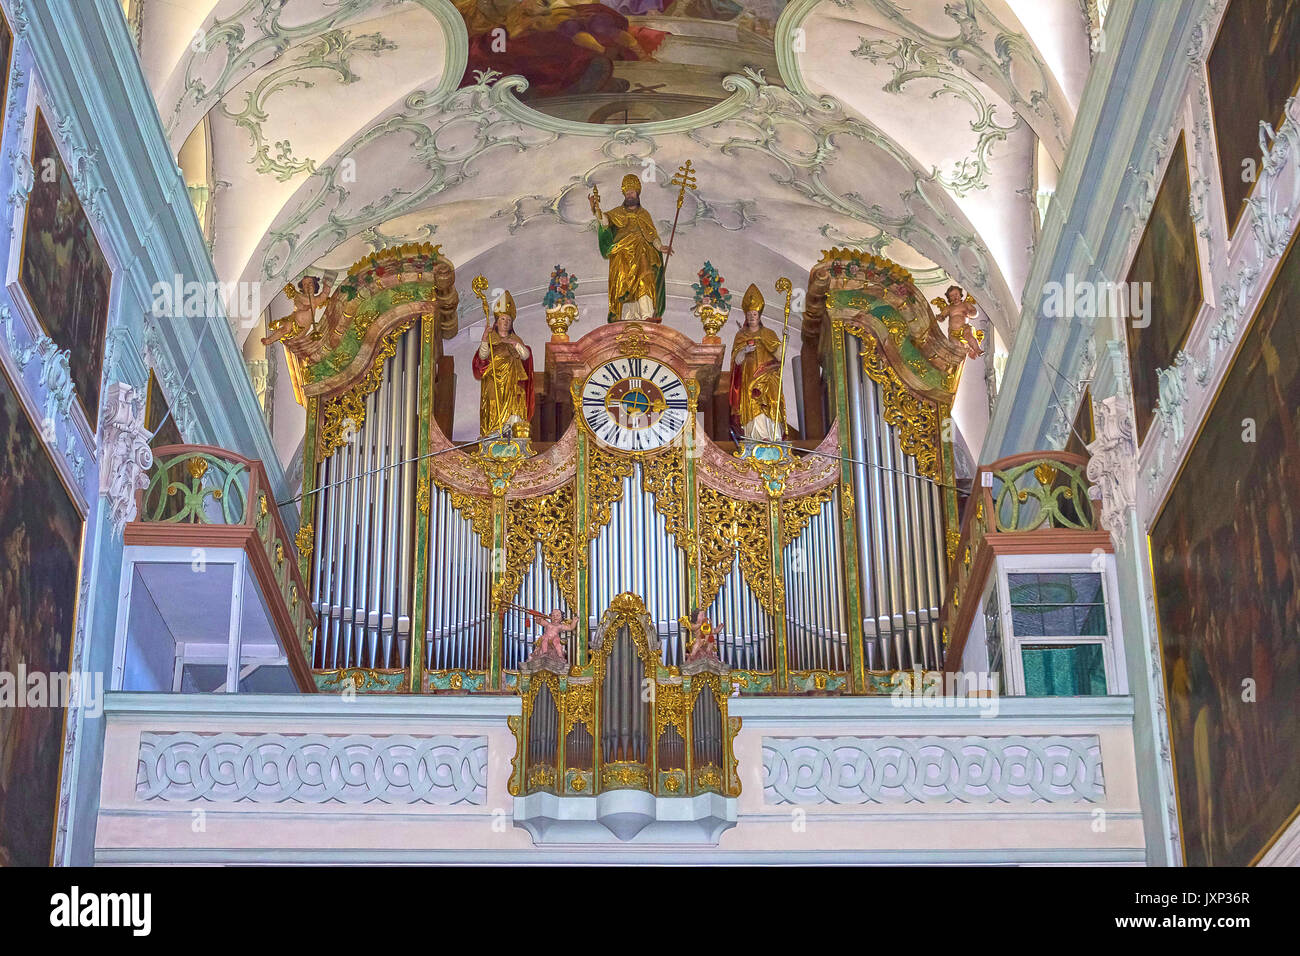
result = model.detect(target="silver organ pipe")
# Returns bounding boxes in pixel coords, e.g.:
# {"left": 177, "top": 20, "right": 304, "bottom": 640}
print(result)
{"left": 309, "top": 325, "right": 950, "bottom": 685}
{"left": 398, "top": 331, "right": 418, "bottom": 664}
{"left": 502, "top": 544, "right": 572, "bottom": 670}
{"left": 847, "top": 352, "right": 887, "bottom": 670}
{"left": 588, "top": 465, "right": 686, "bottom": 665}
{"left": 310, "top": 328, "right": 421, "bottom": 671}
{"left": 425, "top": 482, "right": 491, "bottom": 671}
{"left": 782, "top": 486, "right": 848, "bottom": 672}
{"left": 600, "top": 627, "right": 649, "bottom": 762}
{"left": 362, "top": 383, "right": 381, "bottom": 666}
{"left": 311, "top": 452, "right": 330, "bottom": 668}
{"left": 707, "top": 561, "right": 773, "bottom": 672}
{"left": 843, "top": 336, "right": 950, "bottom": 672}
{"left": 528, "top": 684, "right": 559, "bottom": 781}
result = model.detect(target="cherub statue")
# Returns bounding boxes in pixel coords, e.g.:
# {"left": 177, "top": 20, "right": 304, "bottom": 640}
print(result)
{"left": 268, "top": 275, "right": 333, "bottom": 345}
{"left": 679, "top": 608, "right": 723, "bottom": 663}
{"left": 931, "top": 284, "right": 983, "bottom": 359}
{"left": 525, "top": 607, "right": 576, "bottom": 661}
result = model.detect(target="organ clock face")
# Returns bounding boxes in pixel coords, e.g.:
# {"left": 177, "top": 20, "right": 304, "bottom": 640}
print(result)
{"left": 579, "top": 358, "right": 689, "bottom": 452}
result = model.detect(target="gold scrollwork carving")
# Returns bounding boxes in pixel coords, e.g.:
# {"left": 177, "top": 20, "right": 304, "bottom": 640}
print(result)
{"left": 946, "top": 528, "right": 961, "bottom": 560}
{"left": 697, "top": 486, "right": 779, "bottom": 615}
{"left": 615, "top": 324, "right": 649, "bottom": 358}
{"left": 780, "top": 485, "right": 835, "bottom": 548}
{"left": 527, "top": 765, "right": 557, "bottom": 790}
{"left": 640, "top": 448, "right": 689, "bottom": 542}
{"left": 852, "top": 332, "right": 941, "bottom": 479}
{"left": 319, "top": 318, "right": 415, "bottom": 459}
{"left": 506, "top": 483, "right": 578, "bottom": 608}
{"left": 563, "top": 681, "right": 595, "bottom": 734}
{"left": 417, "top": 474, "right": 430, "bottom": 516}
{"left": 603, "top": 762, "right": 650, "bottom": 790}
{"left": 589, "top": 593, "right": 661, "bottom": 682}
{"left": 694, "top": 765, "right": 723, "bottom": 791}
{"left": 295, "top": 523, "right": 314, "bottom": 561}
{"left": 587, "top": 447, "right": 635, "bottom": 538}
{"left": 448, "top": 490, "right": 494, "bottom": 546}
{"left": 654, "top": 683, "right": 688, "bottom": 737}
{"left": 507, "top": 714, "right": 522, "bottom": 796}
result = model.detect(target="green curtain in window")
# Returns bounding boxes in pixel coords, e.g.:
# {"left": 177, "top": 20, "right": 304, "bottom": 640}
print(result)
{"left": 1021, "top": 644, "right": 1107, "bottom": 696}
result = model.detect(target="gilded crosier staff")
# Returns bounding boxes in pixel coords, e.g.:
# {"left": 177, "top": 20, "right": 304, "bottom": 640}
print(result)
{"left": 589, "top": 173, "right": 672, "bottom": 323}
{"left": 729, "top": 283, "right": 786, "bottom": 442}
{"left": 472, "top": 290, "right": 535, "bottom": 437}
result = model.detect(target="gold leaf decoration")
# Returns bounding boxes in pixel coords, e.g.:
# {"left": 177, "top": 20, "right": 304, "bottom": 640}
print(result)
{"left": 640, "top": 448, "right": 690, "bottom": 542}
{"left": 780, "top": 485, "right": 835, "bottom": 548}
{"left": 319, "top": 318, "right": 415, "bottom": 459}
{"left": 587, "top": 447, "right": 635, "bottom": 538}
{"left": 853, "top": 332, "right": 941, "bottom": 479}
{"left": 697, "top": 487, "right": 778, "bottom": 615}
{"left": 503, "top": 483, "right": 577, "bottom": 609}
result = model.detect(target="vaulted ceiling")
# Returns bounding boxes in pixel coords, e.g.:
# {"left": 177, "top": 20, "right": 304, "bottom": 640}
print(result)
{"left": 132, "top": 0, "right": 1093, "bottom": 449}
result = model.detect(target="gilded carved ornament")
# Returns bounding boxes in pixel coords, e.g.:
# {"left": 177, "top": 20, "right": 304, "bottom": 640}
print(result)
{"left": 318, "top": 317, "right": 415, "bottom": 459}
{"left": 780, "top": 485, "right": 836, "bottom": 548}
{"left": 844, "top": 327, "right": 945, "bottom": 480}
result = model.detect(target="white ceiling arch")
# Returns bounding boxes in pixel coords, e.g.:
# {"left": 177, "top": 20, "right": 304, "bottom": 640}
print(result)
{"left": 129, "top": 0, "right": 1095, "bottom": 448}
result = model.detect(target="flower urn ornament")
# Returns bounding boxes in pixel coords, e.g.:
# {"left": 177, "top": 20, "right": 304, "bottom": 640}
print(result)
{"left": 542, "top": 265, "right": 579, "bottom": 341}
{"left": 691, "top": 260, "right": 732, "bottom": 344}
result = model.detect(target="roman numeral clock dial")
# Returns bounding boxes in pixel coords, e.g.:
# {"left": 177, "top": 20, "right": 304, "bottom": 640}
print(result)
{"left": 579, "top": 359, "right": 689, "bottom": 452}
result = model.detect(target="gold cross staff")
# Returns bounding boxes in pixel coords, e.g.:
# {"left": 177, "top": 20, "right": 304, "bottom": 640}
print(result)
{"left": 663, "top": 160, "right": 697, "bottom": 286}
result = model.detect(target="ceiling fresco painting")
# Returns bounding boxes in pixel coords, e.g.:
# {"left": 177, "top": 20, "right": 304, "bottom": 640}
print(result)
{"left": 455, "top": 0, "right": 787, "bottom": 122}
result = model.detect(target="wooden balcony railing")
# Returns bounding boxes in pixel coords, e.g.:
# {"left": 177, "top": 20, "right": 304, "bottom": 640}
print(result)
{"left": 939, "top": 451, "right": 1111, "bottom": 672}
{"left": 126, "top": 444, "right": 315, "bottom": 691}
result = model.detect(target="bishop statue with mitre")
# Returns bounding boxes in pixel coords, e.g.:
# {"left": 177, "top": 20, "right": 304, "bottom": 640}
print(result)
{"left": 729, "top": 283, "right": 786, "bottom": 443}
{"left": 589, "top": 173, "right": 672, "bottom": 323}
{"left": 473, "top": 289, "right": 535, "bottom": 439}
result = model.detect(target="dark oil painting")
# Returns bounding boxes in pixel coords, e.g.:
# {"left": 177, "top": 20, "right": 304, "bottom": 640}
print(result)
{"left": 0, "top": 366, "right": 84, "bottom": 866}
{"left": 1126, "top": 135, "right": 1202, "bottom": 443}
{"left": 1207, "top": 0, "right": 1300, "bottom": 236}
{"left": 20, "top": 110, "right": 112, "bottom": 424}
{"left": 1151, "top": 229, "right": 1300, "bottom": 867}
{"left": 0, "top": 13, "right": 12, "bottom": 151}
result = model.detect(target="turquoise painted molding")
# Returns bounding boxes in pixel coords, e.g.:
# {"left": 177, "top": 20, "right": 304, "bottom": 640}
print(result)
{"left": 14, "top": 0, "right": 312, "bottom": 869}
{"left": 984, "top": 0, "right": 1202, "bottom": 461}
{"left": 21, "top": 0, "right": 289, "bottom": 500}
{"left": 978, "top": 0, "right": 1209, "bottom": 868}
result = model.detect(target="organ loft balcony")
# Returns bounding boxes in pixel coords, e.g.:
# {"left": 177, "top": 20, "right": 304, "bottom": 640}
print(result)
{"left": 98, "top": 248, "right": 1143, "bottom": 861}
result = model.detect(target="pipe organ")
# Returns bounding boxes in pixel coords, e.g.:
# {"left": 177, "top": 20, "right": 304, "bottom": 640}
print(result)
{"left": 589, "top": 464, "right": 687, "bottom": 664}
{"left": 282, "top": 246, "right": 971, "bottom": 796}
{"left": 310, "top": 296, "right": 422, "bottom": 673}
